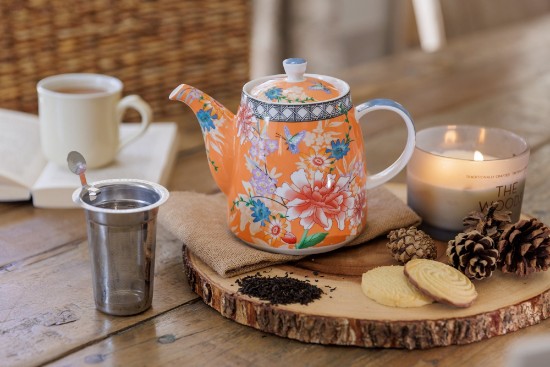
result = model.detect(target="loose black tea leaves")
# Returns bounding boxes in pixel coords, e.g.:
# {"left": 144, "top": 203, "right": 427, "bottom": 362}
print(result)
{"left": 235, "top": 272, "right": 324, "bottom": 305}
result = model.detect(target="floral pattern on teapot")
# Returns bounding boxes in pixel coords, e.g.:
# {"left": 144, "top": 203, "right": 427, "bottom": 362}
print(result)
{"left": 172, "top": 85, "right": 367, "bottom": 252}
{"left": 232, "top": 97, "right": 368, "bottom": 251}
{"left": 170, "top": 58, "right": 416, "bottom": 255}
{"left": 252, "top": 76, "right": 339, "bottom": 104}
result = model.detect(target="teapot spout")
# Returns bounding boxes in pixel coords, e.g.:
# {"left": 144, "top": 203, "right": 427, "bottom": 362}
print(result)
{"left": 169, "top": 84, "right": 235, "bottom": 196}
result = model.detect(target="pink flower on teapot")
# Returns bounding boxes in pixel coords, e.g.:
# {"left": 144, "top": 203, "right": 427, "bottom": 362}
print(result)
{"left": 170, "top": 58, "right": 416, "bottom": 255}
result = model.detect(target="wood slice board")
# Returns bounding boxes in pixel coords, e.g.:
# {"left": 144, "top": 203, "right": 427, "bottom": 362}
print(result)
{"left": 182, "top": 185, "right": 550, "bottom": 349}
{"left": 184, "top": 247, "right": 550, "bottom": 349}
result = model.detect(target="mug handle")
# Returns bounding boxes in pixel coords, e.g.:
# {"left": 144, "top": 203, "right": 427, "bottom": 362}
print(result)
{"left": 355, "top": 98, "right": 416, "bottom": 190}
{"left": 116, "top": 95, "right": 153, "bottom": 151}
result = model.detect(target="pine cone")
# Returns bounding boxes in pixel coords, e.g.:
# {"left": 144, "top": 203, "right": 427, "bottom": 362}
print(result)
{"left": 447, "top": 230, "right": 498, "bottom": 280}
{"left": 463, "top": 202, "right": 512, "bottom": 241}
{"left": 497, "top": 218, "right": 550, "bottom": 277}
{"left": 386, "top": 226, "right": 437, "bottom": 264}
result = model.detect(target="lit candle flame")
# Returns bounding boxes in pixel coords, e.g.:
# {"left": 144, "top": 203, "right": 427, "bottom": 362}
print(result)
{"left": 474, "top": 150, "right": 484, "bottom": 161}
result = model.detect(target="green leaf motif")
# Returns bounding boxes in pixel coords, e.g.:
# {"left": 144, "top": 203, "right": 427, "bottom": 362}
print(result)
{"left": 296, "top": 232, "right": 329, "bottom": 249}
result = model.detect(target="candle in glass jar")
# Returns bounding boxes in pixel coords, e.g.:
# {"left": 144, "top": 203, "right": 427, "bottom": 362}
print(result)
{"left": 441, "top": 149, "right": 496, "bottom": 161}
{"left": 407, "top": 126, "right": 530, "bottom": 236}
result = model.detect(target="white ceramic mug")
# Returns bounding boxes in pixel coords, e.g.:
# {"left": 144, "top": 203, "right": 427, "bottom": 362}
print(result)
{"left": 37, "top": 73, "right": 152, "bottom": 168}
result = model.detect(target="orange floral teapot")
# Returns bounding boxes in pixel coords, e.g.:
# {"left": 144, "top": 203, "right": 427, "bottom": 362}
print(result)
{"left": 170, "top": 58, "right": 415, "bottom": 255}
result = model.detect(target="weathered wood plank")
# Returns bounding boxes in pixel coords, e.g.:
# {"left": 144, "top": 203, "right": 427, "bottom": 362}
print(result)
{"left": 3, "top": 13, "right": 550, "bottom": 367}
{"left": 46, "top": 282, "right": 550, "bottom": 367}
{"left": 0, "top": 226, "right": 196, "bottom": 367}
{"left": 364, "top": 72, "right": 550, "bottom": 185}
{"left": 0, "top": 207, "right": 85, "bottom": 267}
{"left": 346, "top": 15, "right": 550, "bottom": 137}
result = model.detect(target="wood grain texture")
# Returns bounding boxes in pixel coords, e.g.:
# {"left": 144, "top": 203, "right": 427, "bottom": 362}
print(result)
{"left": 0, "top": 207, "right": 85, "bottom": 267}
{"left": 183, "top": 245, "right": 550, "bottom": 349}
{"left": 295, "top": 235, "right": 448, "bottom": 275}
{"left": 2, "top": 13, "right": 550, "bottom": 367}
{"left": 362, "top": 64, "right": 550, "bottom": 184}
{"left": 0, "top": 227, "right": 196, "bottom": 367}
{"left": 43, "top": 295, "right": 550, "bottom": 367}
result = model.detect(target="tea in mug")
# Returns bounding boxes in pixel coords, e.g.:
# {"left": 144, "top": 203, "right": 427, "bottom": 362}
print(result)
{"left": 52, "top": 87, "right": 107, "bottom": 94}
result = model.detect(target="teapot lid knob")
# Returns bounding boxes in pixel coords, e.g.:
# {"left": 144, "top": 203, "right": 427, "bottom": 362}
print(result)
{"left": 283, "top": 58, "right": 307, "bottom": 82}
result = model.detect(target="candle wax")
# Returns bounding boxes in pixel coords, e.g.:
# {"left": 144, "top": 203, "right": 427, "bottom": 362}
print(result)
{"left": 438, "top": 149, "right": 497, "bottom": 161}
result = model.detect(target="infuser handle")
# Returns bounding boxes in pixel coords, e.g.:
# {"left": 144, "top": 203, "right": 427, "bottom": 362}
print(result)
{"left": 355, "top": 98, "right": 416, "bottom": 190}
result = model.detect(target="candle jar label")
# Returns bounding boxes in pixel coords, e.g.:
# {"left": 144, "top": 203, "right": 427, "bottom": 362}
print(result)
{"left": 408, "top": 173, "right": 526, "bottom": 232}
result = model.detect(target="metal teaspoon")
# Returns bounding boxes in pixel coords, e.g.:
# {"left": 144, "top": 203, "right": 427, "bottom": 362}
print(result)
{"left": 67, "top": 151, "right": 100, "bottom": 200}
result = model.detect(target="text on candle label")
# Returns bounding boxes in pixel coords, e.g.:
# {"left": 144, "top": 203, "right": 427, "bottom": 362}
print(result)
{"left": 479, "top": 181, "right": 522, "bottom": 212}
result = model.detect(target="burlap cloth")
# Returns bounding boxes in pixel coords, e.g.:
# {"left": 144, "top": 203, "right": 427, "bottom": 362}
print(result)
{"left": 159, "top": 186, "right": 421, "bottom": 278}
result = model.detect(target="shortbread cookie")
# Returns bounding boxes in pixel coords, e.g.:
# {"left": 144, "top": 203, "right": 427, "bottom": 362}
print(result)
{"left": 361, "top": 266, "right": 434, "bottom": 307}
{"left": 404, "top": 259, "right": 478, "bottom": 308}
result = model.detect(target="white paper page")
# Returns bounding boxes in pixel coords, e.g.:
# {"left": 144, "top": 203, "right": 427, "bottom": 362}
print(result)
{"left": 0, "top": 109, "right": 47, "bottom": 189}
{"left": 32, "top": 122, "right": 178, "bottom": 208}
{"left": 0, "top": 184, "right": 32, "bottom": 201}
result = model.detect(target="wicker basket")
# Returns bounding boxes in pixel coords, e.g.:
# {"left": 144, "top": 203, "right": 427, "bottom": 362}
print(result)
{"left": 0, "top": 0, "right": 250, "bottom": 119}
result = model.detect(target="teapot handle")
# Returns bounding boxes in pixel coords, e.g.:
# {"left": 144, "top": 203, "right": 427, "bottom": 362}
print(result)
{"left": 355, "top": 98, "right": 416, "bottom": 189}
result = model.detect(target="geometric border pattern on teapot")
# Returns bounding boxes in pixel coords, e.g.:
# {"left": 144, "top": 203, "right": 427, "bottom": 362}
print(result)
{"left": 242, "top": 92, "right": 353, "bottom": 122}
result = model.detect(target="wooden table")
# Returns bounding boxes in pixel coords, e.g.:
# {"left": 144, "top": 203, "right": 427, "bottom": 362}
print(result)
{"left": 2, "top": 15, "right": 550, "bottom": 367}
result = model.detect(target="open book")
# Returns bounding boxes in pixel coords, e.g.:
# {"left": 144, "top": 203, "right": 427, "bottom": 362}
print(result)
{"left": 0, "top": 108, "right": 178, "bottom": 208}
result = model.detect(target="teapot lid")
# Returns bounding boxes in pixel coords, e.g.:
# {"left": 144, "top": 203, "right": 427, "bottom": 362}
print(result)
{"left": 249, "top": 58, "right": 341, "bottom": 103}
